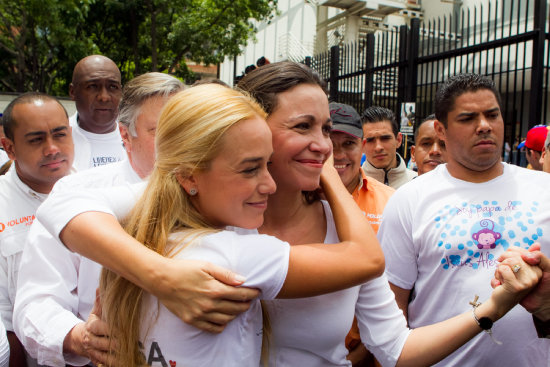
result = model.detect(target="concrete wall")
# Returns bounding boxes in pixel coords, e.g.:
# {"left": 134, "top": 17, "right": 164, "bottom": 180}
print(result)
{"left": 0, "top": 94, "right": 76, "bottom": 117}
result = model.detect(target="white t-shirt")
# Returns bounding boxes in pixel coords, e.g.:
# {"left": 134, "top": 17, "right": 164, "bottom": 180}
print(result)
{"left": 77, "top": 126, "right": 125, "bottom": 168}
{"left": 140, "top": 230, "right": 290, "bottom": 366}
{"left": 380, "top": 163, "right": 550, "bottom": 366}
{"left": 36, "top": 179, "right": 291, "bottom": 366}
{"left": 69, "top": 113, "right": 126, "bottom": 170}
{"left": 235, "top": 201, "right": 410, "bottom": 367}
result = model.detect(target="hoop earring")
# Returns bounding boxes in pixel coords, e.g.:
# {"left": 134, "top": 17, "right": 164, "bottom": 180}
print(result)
{"left": 189, "top": 188, "right": 197, "bottom": 196}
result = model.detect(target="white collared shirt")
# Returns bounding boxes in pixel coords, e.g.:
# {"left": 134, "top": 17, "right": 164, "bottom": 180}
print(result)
{"left": 0, "top": 165, "right": 48, "bottom": 331}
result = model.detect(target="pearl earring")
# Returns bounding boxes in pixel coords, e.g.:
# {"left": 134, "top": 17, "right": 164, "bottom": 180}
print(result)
{"left": 189, "top": 188, "right": 197, "bottom": 196}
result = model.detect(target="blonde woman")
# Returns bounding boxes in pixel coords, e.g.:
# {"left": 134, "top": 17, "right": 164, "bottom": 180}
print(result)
{"left": 39, "top": 84, "right": 384, "bottom": 366}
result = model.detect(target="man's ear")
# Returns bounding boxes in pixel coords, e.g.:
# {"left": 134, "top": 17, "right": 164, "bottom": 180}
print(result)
{"left": 396, "top": 132, "right": 403, "bottom": 148}
{"left": 1, "top": 137, "right": 16, "bottom": 161}
{"left": 410, "top": 145, "right": 416, "bottom": 163}
{"left": 69, "top": 83, "right": 76, "bottom": 101}
{"left": 175, "top": 172, "right": 197, "bottom": 196}
{"left": 434, "top": 120, "right": 446, "bottom": 141}
{"left": 119, "top": 125, "right": 131, "bottom": 152}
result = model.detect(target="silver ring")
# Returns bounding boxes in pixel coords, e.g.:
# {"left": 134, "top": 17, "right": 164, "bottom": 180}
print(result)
{"left": 512, "top": 264, "right": 521, "bottom": 273}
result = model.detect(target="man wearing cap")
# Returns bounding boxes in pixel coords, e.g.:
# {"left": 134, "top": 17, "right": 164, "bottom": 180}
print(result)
{"left": 361, "top": 106, "right": 417, "bottom": 189}
{"left": 518, "top": 125, "right": 549, "bottom": 171}
{"left": 329, "top": 102, "right": 395, "bottom": 365}
{"left": 410, "top": 114, "right": 446, "bottom": 176}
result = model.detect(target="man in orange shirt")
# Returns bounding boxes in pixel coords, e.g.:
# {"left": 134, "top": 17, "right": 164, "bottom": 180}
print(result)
{"left": 329, "top": 102, "right": 394, "bottom": 366}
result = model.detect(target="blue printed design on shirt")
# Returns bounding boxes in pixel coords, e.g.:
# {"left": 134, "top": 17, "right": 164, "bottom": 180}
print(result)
{"left": 436, "top": 200, "right": 543, "bottom": 270}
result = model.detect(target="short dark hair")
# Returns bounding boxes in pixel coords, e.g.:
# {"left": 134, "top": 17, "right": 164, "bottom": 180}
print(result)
{"left": 2, "top": 93, "right": 67, "bottom": 141}
{"left": 237, "top": 61, "right": 327, "bottom": 115}
{"left": 361, "top": 106, "right": 399, "bottom": 136}
{"left": 434, "top": 74, "right": 502, "bottom": 126}
{"left": 414, "top": 113, "right": 436, "bottom": 140}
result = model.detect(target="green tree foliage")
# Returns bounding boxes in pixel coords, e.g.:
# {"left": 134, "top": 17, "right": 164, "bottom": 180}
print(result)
{"left": 86, "top": 0, "right": 278, "bottom": 82}
{"left": 0, "top": 0, "right": 96, "bottom": 95}
{"left": 0, "top": 0, "right": 277, "bottom": 95}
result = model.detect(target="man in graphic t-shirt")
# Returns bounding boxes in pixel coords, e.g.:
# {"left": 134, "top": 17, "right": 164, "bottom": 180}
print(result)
{"left": 69, "top": 55, "right": 126, "bottom": 170}
{"left": 379, "top": 74, "right": 550, "bottom": 366}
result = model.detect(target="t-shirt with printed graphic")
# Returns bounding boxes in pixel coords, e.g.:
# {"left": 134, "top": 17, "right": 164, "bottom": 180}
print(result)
{"left": 77, "top": 126, "right": 125, "bottom": 168}
{"left": 139, "top": 230, "right": 290, "bottom": 367}
{"left": 380, "top": 163, "right": 550, "bottom": 366}
{"left": 69, "top": 113, "right": 126, "bottom": 171}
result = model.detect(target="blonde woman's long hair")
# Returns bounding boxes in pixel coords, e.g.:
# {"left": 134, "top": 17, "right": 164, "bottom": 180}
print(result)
{"left": 99, "top": 84, "right": 267, "bottom": 366}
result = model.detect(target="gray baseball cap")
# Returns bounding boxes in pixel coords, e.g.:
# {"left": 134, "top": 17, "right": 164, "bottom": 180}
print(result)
{"left": 329, "top": 102, "right": 363, "bottom": 139}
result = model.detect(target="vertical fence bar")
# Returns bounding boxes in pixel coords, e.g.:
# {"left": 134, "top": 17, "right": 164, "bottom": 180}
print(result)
{"left": 407, "top": 18, "right": 420, "bottom": 104}
{"left": 398, "top": 25, "right": 408, "bottom": 110}
{"left": 529, "top": 0, "right": 547, "bottom": 126}
{"left": 330, "top": 45, "right": 340, "bottom": 102}
{"left": 544, "top": 39, "right": 550, "bottom": 124}
{"left": 364, "top": 33, "right": 375, "bottom": 111}
{"left": 519, "top": 0, "right": 530, "bottom": 131}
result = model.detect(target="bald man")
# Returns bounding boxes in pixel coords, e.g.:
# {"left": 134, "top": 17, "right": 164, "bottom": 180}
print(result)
{"left": 69, "top": 55, "right": 126, "bottom": 170}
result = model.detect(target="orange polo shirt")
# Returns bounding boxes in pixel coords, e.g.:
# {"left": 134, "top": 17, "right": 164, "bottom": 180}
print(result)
{"left": 346, "top": 170, "right": 395, "bottom": 350}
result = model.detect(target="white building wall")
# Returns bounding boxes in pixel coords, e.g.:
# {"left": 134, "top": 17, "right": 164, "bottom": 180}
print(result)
{"left": 219, "top": 0, "right": 318, "bottom": 85}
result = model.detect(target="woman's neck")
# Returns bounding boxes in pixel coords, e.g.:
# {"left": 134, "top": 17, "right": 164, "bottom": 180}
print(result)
{"left": 260, "top": 186, "right": 326, "bottom": 246}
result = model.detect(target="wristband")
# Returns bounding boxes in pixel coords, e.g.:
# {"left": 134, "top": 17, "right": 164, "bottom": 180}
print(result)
{"left": 469, "top": 295, "right": 502, "bottom": 345}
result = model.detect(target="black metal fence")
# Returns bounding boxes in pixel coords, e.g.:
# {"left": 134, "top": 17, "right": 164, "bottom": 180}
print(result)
{"left": 309, "top": 0, "right": 550, "bottom": 147}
